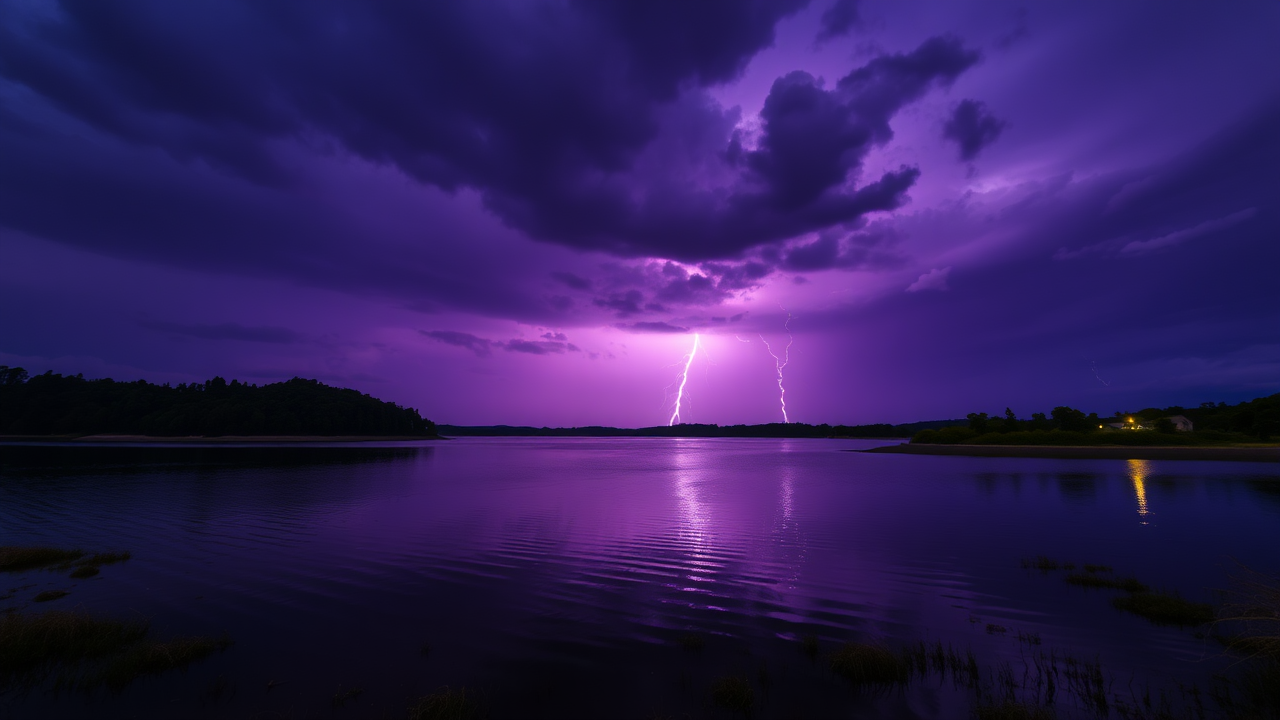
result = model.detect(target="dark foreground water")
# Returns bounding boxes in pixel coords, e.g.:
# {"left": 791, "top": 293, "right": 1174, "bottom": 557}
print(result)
{"left": 1, "top": 438, "right": 1278, "bottom": 719}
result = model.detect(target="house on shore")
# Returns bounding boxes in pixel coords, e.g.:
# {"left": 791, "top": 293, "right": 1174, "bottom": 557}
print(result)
{"left": 1105, "top": 415, "right": 1193, "bottom": 432}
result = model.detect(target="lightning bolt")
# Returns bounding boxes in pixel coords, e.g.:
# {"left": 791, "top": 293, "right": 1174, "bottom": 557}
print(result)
{"left": 668, "top": 334, "right": 701, "bottom": 426}
{"left": 759, "top": 310, "right": 793, "bottom": 423}
{"left": 1091, "top": 361, "right": 1111, "bottom": 387}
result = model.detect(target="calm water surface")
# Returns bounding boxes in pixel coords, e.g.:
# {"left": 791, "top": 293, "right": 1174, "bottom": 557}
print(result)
{"left": 1, "top": 438, "right": 1277, "bottom": 718}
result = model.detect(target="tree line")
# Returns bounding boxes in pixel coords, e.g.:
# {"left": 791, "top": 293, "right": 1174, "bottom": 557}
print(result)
{"left": 0, "top": 367, "right": 435, "bottom": 437}
{"left": 436, "top": 419, "right": 961, "bottom": 438}
{"left": 912, "top": 393, "right": 1279, "bottom": 445}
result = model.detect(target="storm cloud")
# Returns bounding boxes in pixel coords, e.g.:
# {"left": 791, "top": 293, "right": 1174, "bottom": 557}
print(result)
{"left": 1, "top": 1, "right": 1277, "bottom": 427}
{"left": 942, "top": 99, "right": 1006, "bottom": 161}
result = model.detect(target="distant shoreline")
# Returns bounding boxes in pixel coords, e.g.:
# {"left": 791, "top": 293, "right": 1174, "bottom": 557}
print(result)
{"left": 0, "top": 434, "right": 441, "bottom": 444}
{"left": 862, "top": 443, "right": 1280, "bottom": 462}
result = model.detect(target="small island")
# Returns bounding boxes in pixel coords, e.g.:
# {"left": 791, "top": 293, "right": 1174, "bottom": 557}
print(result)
{"left": 0, "top": 366, "right": 436, "bottom": 440}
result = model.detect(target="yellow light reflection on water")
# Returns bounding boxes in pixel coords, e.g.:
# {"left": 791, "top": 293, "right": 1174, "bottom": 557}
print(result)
{"left": 1127, "top": 458, "right": 1151, "bottom": 524}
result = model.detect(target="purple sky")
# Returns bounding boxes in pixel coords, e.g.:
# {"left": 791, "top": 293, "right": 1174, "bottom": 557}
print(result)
{"left": 2, "top": 1, "right": 1278, "bottom": 427}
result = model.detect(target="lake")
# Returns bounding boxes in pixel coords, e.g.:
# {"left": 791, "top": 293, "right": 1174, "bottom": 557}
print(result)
{"left": 1, "top": 438, "right": 1277, "bottom": 718}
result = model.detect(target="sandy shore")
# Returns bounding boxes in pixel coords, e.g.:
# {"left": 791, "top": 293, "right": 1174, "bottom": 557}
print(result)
{"left": 0, "top": 434, "right": 441, "bottom": 444}
{"left": 862, "top": 443, "right": 1280, "bottom": 462}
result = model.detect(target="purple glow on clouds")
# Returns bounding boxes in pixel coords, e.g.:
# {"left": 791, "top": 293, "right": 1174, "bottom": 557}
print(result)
{"left": 1, "top": 1, "right": 1277, "bottom": 426}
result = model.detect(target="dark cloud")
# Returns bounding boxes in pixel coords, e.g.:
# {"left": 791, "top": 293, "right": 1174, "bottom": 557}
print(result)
{"left": 732, "top": 35, "right": 977, "bottom": 222}
{"left": 816, "top": 0, "right": 860, "bottom": 43}
{"left": 617, "top": 322, "right": 690, "bottom": 334}
{"left": 654, "top": 266, "right": 721, "bottom": 304}
{"left": 703, "top": 261, "right": 772, "bottom": 290}
{"left": 503, "top": 339, "right": 579, "bottom": 355}
{"left": 550, "top": 272, "right": 592, "bottom": 291}
{"left": 422, "top": 330, "right": 494, "bottom": 357}
{"left": 581, "top": 259, "right": 774, "bottom": 322}
{"left": 141, "top": 320, "right": 302, "bottom": 344}
{"left": 423, "top": 330, "right": 580, "bottom": 357}
{"left": 0, "top": 5, "right": 981, "bottom": 269}
{"left": 578, "top": 0, "right": 809, "bottom": 98}
{"left": 593, "top": 290, "right": 646, "bottom": 317}
{"left": 541, "top": 332, "right": 569, "bottom": 342}
{"left": 779, "top": 227, "right": 900, "bottom": 271}
{"left": 807, "top": 100, "right": 1280, "bottom": 412}
{"left": 994, "top": 8, "right": 1030, "bottom": 50}
{"left": 781, "top": 235, "right": 840, "bottom": 270}
{"left": 943, "top": 99, "right": 1006, "bottom": 161}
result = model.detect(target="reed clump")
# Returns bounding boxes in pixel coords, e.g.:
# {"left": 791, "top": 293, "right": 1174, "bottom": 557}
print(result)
{"left": 0, "top": 546, "right": 131, "bottom": 579}
{"left": 0, "top": 610, "right": 228, "bottom": 692}
{"left": 0, "top": 547, "right": 84, "bottom": 573}
{"left": 1112, "top": 592, "right": 1214, "bottom": 627}
{"left": 407, "top": 686, "right": 484, "bottom": 720}
{"left": 1217, "top": 565, "right": 1280, "bottom": 660}
{"left": 973, "top": 700, "right": 1056, "bottom": 720}
{"left": 331, "top": 685, "right": 364, "bottom": 709}
{"left": 710, "top": 674, "right": 754, "bottom": 714}
{"left": 829, "top": 642, "right": 909, "bottom": 687}
{"left": 79, "top": 551, "right": 131, "bottom": 567}
{"left": 93, "top": 635, "right": 233, "bottom": 691}
{"left": 676, "top": 633, "right": 704, "bottom": 652}
{"left": 904, "top": 640, "right": 980, "bottom": 689}
{"left": 1020, "top": 556, "right": 1073, "bottom": 572}
{"left": 0, "top": 611, "right": 147, "bottom": 686}
{"left": 800, "top": 633, "right": 820, "bottom": 659}
{"left": 1064, "top": 573, "right": 1149, "bottom": 593}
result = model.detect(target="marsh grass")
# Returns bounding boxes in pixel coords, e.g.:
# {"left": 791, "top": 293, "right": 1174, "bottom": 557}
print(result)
{"left": 92, "top": 635, "right": 233, "bottom": 691}
{"left": 973, "top": 700, "right": 1056, "bottom": 719}
{"left": 1063, "top": 573, "right": 1148, "bottom": 593}
{"left": 900, "top": 639, "right": 1118, "bottom": 716}
{"left": 1016, "top": 631, "right": 1041, "bottom": 647}
{"left": 1210, "top": 568, "right": 1280, "bottom": 719}
{"left": 330, "top": 685, "right": 364, "bottom": 708}
{"left": 0, "top": 547, "right": 131, "bottom": 581}
{"left": 676, "top": 633, "right": 704, "bottom": 652}
{"left": 800, "top": 634, "right": 819, "bottom": 660}
{"left": 0, "top": 547, "right": 85, "bottom": 573}
{"left": 407, "top": 686, "right": 485, "bottom": 720}
{"left": 1217, "top": 565, "right": 1280, "bottom": 660}
{"left": 710, "top": 674, "right": 753, "bottom": 714}
{"left": 1231, "top": 661, "right": 1280, "bottom": 715}
{"left": 829, "top": 642, "right": 909, "bottom": 687}
{"left": 0, "top": 610, "right": 228, "bottom": 693}
{"left": 904, "top": 641, "right": 980, "bottom": 689}
{"left": 78, "top": 552, "right": 131, "bottom": 567}
{"left": 1020, "top": 556, "right": 1072, "bottom": 572}
{"left": 1112, "top": 592, "right": 1214, "bottom": 626}
{"left": 0, "top": 611, "right": 147, "bottom": 687}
